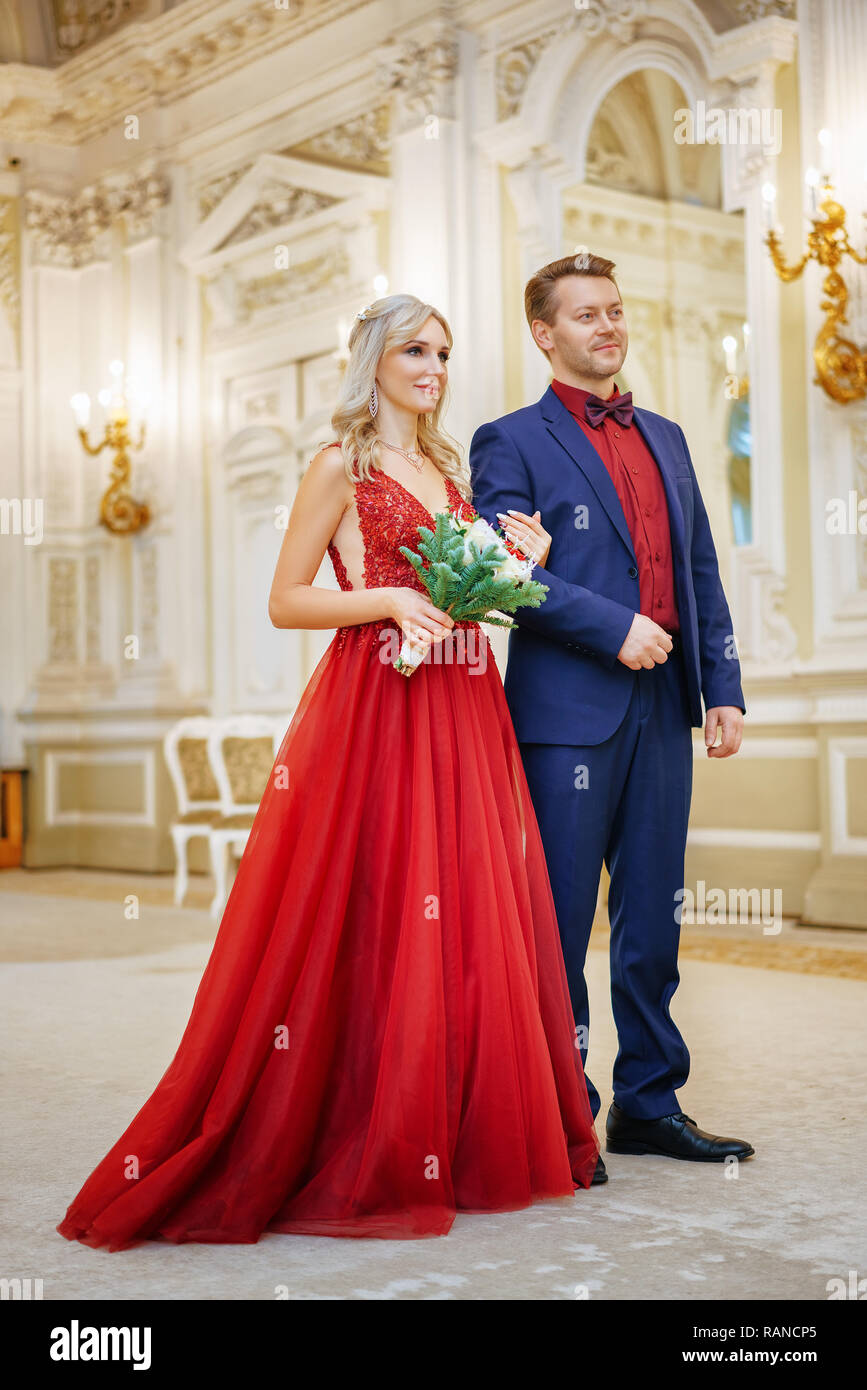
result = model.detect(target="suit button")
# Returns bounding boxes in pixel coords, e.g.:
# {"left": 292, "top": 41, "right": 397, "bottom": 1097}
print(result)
{"left": 628, "top": 565, "right": 638, "bottom": 578}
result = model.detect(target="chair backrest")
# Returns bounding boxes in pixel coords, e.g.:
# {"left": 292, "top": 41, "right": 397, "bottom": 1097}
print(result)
{"left": 163, "top": 717, "right": 223, "bottom": 818}
{"left": 207, "top": 715, "right": 287, "bottom": 815}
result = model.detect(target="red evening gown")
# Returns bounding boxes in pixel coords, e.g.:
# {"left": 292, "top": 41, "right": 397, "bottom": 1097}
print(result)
{"left": 57, "top": 463, "right": 599, "bottom": 1250}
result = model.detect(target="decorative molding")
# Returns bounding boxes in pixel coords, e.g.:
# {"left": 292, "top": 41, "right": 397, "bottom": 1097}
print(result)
{"left": 18, "top": 711, "right": 209, "bottom": 743}
{"left": 585, "top": 141, "right": 643, "bottom": 193}
{"left": 563, "top": 198, "right": 743, "bottom": 271}
{"left": 137, "top": 543, "right": 159, "bottom": 662}
{"left": 710, "top": 72, "right": 781, "bottom": 211}
{"left": 48, "top": 557, "right": 78, "bottom": 665}
{"left": 494, "top": 0, "right": 649, "bottom": 122}
{"left": 284, "top": 105, "right": 392, "bottom": 176}
{"left": 564, "top": 200, "right": 663, "bottom": 256}
{"left": 228, "top": 466, "right": 285, "bottom": 503}
{"left": 236, "top": 245, "right": 352, "bottom": 323}
{"left": 574, "top": 0, "right": 650, "bottom": 40}
{"left": 687, "top": 828, "right": 821, "bottom": 850}
{"left": 855, "top": 421, "right": 867, "bottom": 593}
{"left": 0, "top": 196, "right": 20, "bottom": 349}
{"left": 219, "top": 182, "right": 340, "bottom": 251}
{"left": 84, "top": 553, "right": 100, "bottom": 666}
{"left": 496, "top": 36, "right": 551, "bottom": 122}
{"left": 725, "top": 673, "right": 867, "bottom": 724}
{"left": 623, "top": 297, "right": 662, "bottom": 342}
{"left": 34, "top": 551, "right": 117, "bottom": 703}
{"left": 197, "top": 165, "right": 253, "bottom": 222}
{"left": 0, "top": 0, "right": 365, "bottom": 143}
{"left": 829, "top": 737, "right": 867, "bottom": 857}
{"left": 51, "top": 0, "right": 151, "bottom": 57}
{"left": 44, "top": 747, "right": 157, "bottom": 827}
{"left": 376, "top": 33, "right": 459, "bottom": 130}
{"left": 24, "top": 162, "right": 170, "bottom": 267}
{"left": 759, "top": 572, "right": 798, "bottom": 662}
{"left": 180, "top": 153, "right": 387, "bottom": 272}
{"left": 733, "top": 559, "right": 799, "bottom": 664}
{"left": 733, "top": 0, "right": 795, "bottom": 20}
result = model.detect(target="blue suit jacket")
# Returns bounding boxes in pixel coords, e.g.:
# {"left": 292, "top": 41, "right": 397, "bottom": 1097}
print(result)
{"left": 468, "top": 385, "right": 746, "bottom": 745}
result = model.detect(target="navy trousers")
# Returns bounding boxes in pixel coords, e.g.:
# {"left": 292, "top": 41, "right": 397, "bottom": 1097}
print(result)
{"left": 518, "top": 638, "right": 693, "bottom": 1121}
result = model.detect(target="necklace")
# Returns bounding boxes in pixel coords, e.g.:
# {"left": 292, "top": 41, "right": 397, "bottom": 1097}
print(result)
{"left": 379, "top": 439, "right": 425, "bottom": 473}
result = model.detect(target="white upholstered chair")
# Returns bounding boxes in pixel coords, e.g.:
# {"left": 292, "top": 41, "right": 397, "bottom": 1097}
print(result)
{"left": 206, "top": 714, "right": 288, "bottom": 919}
{"left": 163, "top": 717, "right": 224, "bottom": 907}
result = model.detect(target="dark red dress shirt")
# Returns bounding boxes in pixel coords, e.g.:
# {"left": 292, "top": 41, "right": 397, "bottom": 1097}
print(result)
{"left": 551, "top": 378, "right": 680, "bottom": 633}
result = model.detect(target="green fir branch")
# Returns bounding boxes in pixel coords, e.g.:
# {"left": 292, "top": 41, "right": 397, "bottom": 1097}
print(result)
{"left": 398, "top": 510, "right": 548, "bottom": 626}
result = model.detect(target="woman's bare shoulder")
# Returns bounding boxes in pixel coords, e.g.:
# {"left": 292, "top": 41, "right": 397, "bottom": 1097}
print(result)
{"left": 306, "top": 443, "right": 355, "bottom": 500}
{"left": 308, "top": 441, "right": 345, "bottom": 471}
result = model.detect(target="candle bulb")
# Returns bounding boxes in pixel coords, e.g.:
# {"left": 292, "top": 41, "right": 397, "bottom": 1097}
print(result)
{"left": 70, "top": 392, "right": 90, "bottom": 429}
{"left": 805, "top": 166, "right": 820, "bottom": 217}
{"left": 761, "top": 181, "right": 777, "bottom": 232}
{"left": 817, "top": 128, "right": 833, "bottom": 181}
{"left": 722, "top": 336, "right": 738, "bottom": 375}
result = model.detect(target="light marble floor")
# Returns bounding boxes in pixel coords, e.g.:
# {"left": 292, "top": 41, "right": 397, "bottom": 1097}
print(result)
{"left": 1, "top": 871, "right": 865, "bottom": 1301}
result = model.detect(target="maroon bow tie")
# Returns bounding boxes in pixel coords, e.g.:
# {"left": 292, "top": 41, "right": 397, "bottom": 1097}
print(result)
{"left": 584, "top": 391, "right": 634, "bottom": 428}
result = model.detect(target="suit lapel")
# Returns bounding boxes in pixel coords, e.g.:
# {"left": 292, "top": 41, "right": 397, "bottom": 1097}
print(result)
{"left": 631, "top": 407, "right": 686, "bottom": 556}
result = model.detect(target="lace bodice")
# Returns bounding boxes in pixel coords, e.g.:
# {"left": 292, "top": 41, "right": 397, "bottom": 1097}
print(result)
{"left": 326, "top": 453, "right": 480, "bottom": 655}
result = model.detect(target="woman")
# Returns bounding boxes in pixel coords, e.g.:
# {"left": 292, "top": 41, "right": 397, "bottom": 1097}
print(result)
{"left": 56, "top": 294, "right": 601, "bottom": 1250}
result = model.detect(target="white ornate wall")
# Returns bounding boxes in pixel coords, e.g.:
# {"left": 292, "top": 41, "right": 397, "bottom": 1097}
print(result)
{"left": 0, "top": 0, "right": 864, "bottom": 921}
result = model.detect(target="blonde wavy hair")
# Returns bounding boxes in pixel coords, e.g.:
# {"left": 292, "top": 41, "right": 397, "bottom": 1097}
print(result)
{"left": 330, "top": 294, "right": 472, "bottom": 502}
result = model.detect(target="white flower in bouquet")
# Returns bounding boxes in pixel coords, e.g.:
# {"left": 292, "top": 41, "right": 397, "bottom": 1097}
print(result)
{"left": 450, "top": 513, "right": 535, "bottom": 582}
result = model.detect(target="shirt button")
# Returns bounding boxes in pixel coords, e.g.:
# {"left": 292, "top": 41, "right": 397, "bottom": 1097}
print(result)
{"left": 643, "top": 507, "right": 651, "bottom": 516}
{"left": 614, "top": 430, "right": 620, "bottom": 438}
{"left": 632, "top": 467, "right": 638, "bottom": 473}
{"left": 657, "top": 599, "right": 663, "bottom": 607}
{"left": 655, "top": 552, "right": 661, "bottom": 560}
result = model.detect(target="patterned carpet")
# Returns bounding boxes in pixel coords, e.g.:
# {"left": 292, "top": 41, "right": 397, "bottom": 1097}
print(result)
{"left": 2, "top": 867, "right": 865, "bottom": 1300}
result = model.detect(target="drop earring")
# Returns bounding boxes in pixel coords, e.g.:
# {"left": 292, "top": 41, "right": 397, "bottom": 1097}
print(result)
{"left": 369, "top": 381, "right": 379, "bottom": 417}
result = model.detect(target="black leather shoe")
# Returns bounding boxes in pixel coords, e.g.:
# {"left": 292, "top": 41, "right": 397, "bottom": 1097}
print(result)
{"left": 591, "top": 1154, "right": 608, "bottom": 1185}
{"left": 606, "top": 1102, "right": 754, "bottom": 1161}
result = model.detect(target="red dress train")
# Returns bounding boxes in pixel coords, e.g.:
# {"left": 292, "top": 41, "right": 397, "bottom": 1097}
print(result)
{"left": 56, "top": 466, "right": 599, "bottom": 1249}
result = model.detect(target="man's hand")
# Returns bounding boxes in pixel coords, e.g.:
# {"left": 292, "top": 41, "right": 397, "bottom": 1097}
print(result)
{"left": 704, "top": 706, "right": 743, "bottom": 758}
{"left": 616, "top": 613, "right": 673, "bottom": 669}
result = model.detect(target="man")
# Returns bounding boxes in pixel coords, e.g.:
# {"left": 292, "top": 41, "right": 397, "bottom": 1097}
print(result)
{"left": 469, "top": 253, "right": 753, "bottom": 1181}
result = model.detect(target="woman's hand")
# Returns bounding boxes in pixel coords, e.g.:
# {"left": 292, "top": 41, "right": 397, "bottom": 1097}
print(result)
{"left": 496, "top": 509, "right": 551, "bottom": 568}
{"left": 387, "top": 587, "right": 455, "bottom": 647}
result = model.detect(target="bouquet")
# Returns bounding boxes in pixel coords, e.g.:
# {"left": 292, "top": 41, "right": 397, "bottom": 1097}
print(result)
{"left": 393, "top": 504, "right": 549, "bottom": 675}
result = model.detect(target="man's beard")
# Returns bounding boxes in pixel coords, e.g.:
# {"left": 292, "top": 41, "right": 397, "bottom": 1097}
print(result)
{"left": 563, "top": 340, "right": 627, "bottom": 379}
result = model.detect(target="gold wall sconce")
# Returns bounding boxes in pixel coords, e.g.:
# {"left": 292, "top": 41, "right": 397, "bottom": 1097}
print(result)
{"left": 70, "top": 360, "right": 150, "bottom": 534}
{"left": 762, "top": 140, "right": 867, "bottom": 405}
